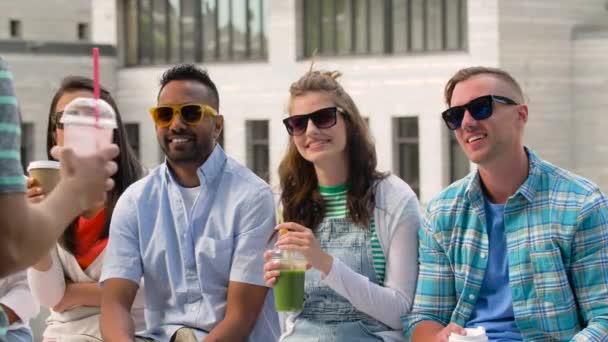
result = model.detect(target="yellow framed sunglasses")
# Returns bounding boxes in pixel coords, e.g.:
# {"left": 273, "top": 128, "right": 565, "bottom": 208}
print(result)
{"left": 149, "top": 103, "right": 218, "bottom": 127}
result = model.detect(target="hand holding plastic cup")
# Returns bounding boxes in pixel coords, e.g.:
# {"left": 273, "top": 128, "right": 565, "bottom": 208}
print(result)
{"left": 271, "top": 229, "right": 307, "bottom": 312}
{"left": 448, "top": 327, "right": 488, "bottom": 342}
{"left": 27, "top": 160, "right": 60, "bottom": 195}
{"left": 61, "top": 97, "right": 116, "bottom": 156}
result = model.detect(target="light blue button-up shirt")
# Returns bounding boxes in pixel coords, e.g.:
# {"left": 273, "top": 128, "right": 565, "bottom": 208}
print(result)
{"left": 101, "top": 145, "right": 280, "bottom": 342}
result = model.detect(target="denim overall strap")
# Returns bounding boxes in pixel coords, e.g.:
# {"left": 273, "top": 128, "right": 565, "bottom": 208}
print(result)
{"left": 299, "top": 218, "right": 379, "bottom": 323}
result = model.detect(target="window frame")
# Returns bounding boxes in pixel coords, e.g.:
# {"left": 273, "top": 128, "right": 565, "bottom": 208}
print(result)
{"left": 125, "top": 0, "right": 268, "bottom": 66}
{"left": 392, "top": 116, "right": 420, "bottom": 196}
{"left": 300, "top": 0, "right": 468, "bottom": 59}
{"left": 245, "top": 119, "right": 270, "bottom": 183}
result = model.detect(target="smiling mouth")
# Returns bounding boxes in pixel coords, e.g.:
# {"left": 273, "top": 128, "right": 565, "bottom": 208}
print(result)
{"left": 467, "top": 134, "right": 486, "bottom": 143}
{"left": 307, "top": 140, "right": 330, "bottom": 149}
{"left": 169, "top": 137, "right": 193, "bottom": 143}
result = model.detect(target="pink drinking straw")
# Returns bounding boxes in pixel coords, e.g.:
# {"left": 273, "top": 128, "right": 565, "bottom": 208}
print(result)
{"left": 92, "top": 47, "right": 100, "bottom": 128}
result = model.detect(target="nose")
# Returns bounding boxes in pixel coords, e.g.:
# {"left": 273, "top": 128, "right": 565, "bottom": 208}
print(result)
{"left": 169, "top": 111, "right": 187, "bottom": 131}
{"left": 460, "top": 109, "right": 477, "bottom": 131}
{"left": 304, "top": 118, "right": 320, "bottom": 135}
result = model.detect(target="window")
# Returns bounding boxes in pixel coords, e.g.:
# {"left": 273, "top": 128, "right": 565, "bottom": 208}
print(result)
{"left": 168, "top": 0, "right": 181, "bottom": 63}
{"left": 153, "top": 0, "right": 168, "bottom": 64}
{"left": 182, "top": 0, "right": 199, "bottom": 62}
{"left": 246, "top": 120, "right": 269, "bottom": 183}
{"left": 448, "top": 131, "right": 469, "bottom": 183}
{"left": 124, "top": 123, "right": 141, "bottom": 159}
{"left": 302, "top": 0, "right": 468, "bottom": 57}
{"left": 20, "top": 123, "right": 34, "bottom": 172}
{"left": 393, "top": 117, "right": 419, "bottom": 195}
{"left": 125, "top": 0, "right": 139, "bottom": 65}
{"left": 77, "top": 23, "right": 89, "bottom": 41}
{"left": 124, "top": 0, "right": 268, "bottom": 66}
{"left": 10, "top": 19, "right": 21, "bottom": 39}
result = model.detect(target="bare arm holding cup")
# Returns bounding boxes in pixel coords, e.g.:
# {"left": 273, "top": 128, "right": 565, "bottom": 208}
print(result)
{"left": 0, "top": 144, "right": 118, "bottom": 277}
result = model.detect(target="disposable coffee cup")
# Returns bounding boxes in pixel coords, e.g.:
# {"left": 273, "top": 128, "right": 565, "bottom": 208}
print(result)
{"left": 27, "top": 160, "right": 60, "bottom": 195}
{"left": 61, "top": 97, "right": 116, "bottom": 156}
{"left": 270, "top": 248, "right": 307, "bottom": 312}
{"left": 448, "top": 327, "right": 488, "bottom": 342}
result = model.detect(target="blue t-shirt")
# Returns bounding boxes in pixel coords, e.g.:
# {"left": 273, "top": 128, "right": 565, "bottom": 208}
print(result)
{"left": 465, "top": 196, "right": 523, "bottom": 341}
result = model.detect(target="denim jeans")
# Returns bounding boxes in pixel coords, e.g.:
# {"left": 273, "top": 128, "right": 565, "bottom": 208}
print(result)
{"left": 135, "top": 327, "right": 198, "bottom": 342}
{"left": 1, "top": 327, "right": 33, "bottom": 342}
{"left": 285, "top": 219, "right": 387, "bottom": 341}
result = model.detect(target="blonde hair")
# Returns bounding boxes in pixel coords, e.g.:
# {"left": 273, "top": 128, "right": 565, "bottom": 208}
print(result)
{"left": 444, "top": 66, "right": 525, "bottom": 105}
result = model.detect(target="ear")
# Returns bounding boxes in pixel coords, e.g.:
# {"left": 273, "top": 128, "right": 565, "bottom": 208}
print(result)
{"left": 213, "top": 115, "right": 224, "bottom": 139}
{"left": 517, "top": 104, "right": 528, "bottom": 124}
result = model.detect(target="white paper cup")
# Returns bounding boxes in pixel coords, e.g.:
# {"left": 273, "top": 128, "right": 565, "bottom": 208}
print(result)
{"left": 448, "top": 327, "right": 489, "bottom": 342}
{"left": 27, "top": 160, "right": 60, "bottom": 194}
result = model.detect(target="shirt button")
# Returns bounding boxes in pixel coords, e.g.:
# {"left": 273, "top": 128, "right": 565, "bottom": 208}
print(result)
{"left": 469, "top": 294, "right": 475, "bottom": 300}
{"left": 480, "top": 252, "right": 487, "bottom": 259}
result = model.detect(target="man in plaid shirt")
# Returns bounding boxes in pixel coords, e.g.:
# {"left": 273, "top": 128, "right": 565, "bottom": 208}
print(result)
{"left": 403, "top": 66, "right": 608, "bottom": 341}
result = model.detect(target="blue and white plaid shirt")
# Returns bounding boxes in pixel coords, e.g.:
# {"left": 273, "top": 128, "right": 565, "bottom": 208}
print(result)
{"left": 403, "top": 148, "right": 608, "bottom": 341}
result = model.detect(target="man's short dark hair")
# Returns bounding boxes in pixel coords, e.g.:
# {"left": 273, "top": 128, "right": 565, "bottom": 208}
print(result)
{"left": 444, "top": 66, "right": 524, "bottom": 106}
{"left": 158, "top": 64, "right": 220, "bottom": 110}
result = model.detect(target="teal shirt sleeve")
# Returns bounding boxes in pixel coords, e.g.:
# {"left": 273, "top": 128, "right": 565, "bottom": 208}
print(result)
{"left": 402, "top": 206, "right": 456, "bottom": 338}
{"left": 0, "top": 306, "right": 8, "bottom": 337}
{"left": 0, "top": 57, "right": 25, "bottom": 193}
{"left": 570, "top": 190, "right": 608, "bottom": 340}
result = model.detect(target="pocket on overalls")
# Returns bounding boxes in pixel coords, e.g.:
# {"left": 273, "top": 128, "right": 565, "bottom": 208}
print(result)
{"left": 318, "top": 220, "right": 367, "bottom": 275}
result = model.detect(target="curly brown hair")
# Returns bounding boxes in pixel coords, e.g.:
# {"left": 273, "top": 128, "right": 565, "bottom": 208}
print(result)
{"left": 278, "top": 70, "right": 387, "bottom": 231}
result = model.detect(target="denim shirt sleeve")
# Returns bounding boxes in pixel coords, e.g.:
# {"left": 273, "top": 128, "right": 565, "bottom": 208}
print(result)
{"left": 229, "top": 187, "right": 276, "bottom": 287}
{"left": 570, "top": 190, "right": 608, "bottom": 340}
{"left": 403, "top": 207, "right": 455, "bottom": 338}
{"left": 100, "top": 190, "right": 143, "bottom": 285}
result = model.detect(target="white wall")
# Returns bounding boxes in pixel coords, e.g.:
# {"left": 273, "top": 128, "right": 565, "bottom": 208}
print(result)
{"left": 572, "top": 28, "right": 608, "bottom": 190}
{"left": 498, "top": 0, "right": 608, "bottom": 172}
{"left": 0, "top": 0, "right": 91, "bottom": 42}
{"left": 91, "top": 0, "right": 117, "bottom": 45}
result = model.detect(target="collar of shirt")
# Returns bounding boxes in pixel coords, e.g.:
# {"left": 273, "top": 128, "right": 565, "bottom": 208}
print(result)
{"left": 465, "top": 147, "right": 541, "bottom": 208}
{"left": 161, "top": 143, "right": 227, "bottom": 188}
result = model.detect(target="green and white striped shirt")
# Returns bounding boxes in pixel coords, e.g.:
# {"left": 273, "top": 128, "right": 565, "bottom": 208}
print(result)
{"left": 319, "top": 184, "right": 385, "bottom": 285}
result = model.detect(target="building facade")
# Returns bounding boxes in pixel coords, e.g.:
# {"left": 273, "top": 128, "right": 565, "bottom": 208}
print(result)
{"left": 1, "top": 0, "right": 607, "bottom": 206}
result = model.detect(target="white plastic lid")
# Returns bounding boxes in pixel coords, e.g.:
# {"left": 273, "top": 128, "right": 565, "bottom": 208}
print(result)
{"left": 60, "top": 97, "right": 117, "bottom": 129}
{"left": 60, "top": 115, "right": 117, "bottom": 128}
{"left": 448, "top": 327, "right": 488, "bottom": 342}
{"left": 27, "top": 160, "right": 60, "bottom": 171}
{"left": 464, "top": 327, "right": 486, "bottom": 337}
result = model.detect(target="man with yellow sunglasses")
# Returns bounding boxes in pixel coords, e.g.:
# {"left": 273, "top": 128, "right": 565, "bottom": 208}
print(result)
{"left": 100, "top": 64, "right": 280, "bottom": 342}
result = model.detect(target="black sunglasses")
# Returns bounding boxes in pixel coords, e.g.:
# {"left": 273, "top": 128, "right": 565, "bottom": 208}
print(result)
{"left": 442, "top": 95, "right": 518, "bottom": 130}
{"left": 283, "top": 107, "right": 343, "bottom": 136}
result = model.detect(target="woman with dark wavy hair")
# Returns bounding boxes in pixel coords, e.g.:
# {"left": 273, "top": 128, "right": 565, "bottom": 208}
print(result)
{"left": 263, "top": 70, "right": 421, "bottom": 341}
{"left": 25, "top": 76, "right": 146, "bottom": 341}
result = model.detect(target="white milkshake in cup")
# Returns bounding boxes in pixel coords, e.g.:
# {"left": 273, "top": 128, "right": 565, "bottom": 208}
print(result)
{"left": 61, "top": 97, "right": 116, "bottom": 156}
{"left": 448, "top": 327, "right": 488, "bottom": 342}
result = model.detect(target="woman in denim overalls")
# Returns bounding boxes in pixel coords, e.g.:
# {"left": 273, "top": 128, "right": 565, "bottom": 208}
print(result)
{"left": 264, "top": 70, "right": 421, "bottom": 341}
